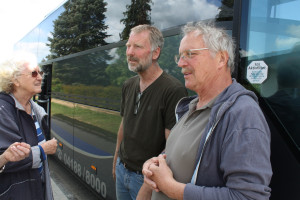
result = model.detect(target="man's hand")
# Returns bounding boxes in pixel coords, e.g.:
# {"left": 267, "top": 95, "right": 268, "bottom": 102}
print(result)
{"left": 149, "top": 155, "right": 185, "bottom": 199}
{"left": 142, "top": 154, "right": 166, "bottom": 192}
{"left": 148, "top": 154, "right": 173, "bottom": 191}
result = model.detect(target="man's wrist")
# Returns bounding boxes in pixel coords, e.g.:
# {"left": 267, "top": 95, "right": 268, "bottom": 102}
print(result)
{"left": 142, "top": 183, "right": 153, "bottom": 193}
{"left": 164, "top": 180, "right": 185, "bottom": 200}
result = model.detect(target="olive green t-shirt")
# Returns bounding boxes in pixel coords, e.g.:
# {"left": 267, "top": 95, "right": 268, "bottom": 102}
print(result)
{"left": 119, "top": 71, "right": 187, "bottom": 171}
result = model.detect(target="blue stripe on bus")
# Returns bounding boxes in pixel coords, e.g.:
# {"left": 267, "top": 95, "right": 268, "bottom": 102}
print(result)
{"left": 51, "top": 123, "right": 112, "bottom": 156}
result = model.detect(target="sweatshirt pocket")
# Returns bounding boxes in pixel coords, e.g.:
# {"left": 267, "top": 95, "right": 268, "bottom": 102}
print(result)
{"left": 0, "top": 178, "right": 44, "bottom": 200}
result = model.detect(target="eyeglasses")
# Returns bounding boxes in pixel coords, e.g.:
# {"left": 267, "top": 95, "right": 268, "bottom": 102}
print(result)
{"left": 134, "top": 92, "right": 142, "bottom": 115}
{"left": 174, "top": 48, "right": 209, "bottom": 64}
{"left": 23, "top": 70, "right": 44, "bottom": 78}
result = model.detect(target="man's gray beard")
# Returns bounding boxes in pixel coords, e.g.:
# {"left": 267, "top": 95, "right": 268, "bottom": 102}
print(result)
{"left": 128, "top": 62, "right": 151, "bottom": 73}
{"left": 128, "top": 51, "right": 153, "bottom": 73}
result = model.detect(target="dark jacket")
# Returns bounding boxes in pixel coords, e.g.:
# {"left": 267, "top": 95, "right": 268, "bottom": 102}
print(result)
{"left": 0, "top": 93, "right": 53, "bottom": 200}
{"left": 176, "top": 79, "right": 272, "bottom": 200}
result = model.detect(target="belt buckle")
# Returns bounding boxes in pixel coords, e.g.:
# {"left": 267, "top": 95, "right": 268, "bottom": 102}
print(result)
{"left": 121, "top": 160, "right": 141, "bottom": 174}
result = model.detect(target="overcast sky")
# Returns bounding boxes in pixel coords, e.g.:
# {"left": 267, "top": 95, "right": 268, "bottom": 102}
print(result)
{"left": 0, "top": 0, "right": 66, "bottom": 62}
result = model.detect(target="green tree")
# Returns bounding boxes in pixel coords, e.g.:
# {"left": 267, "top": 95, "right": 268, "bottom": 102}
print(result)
{"left": 120, "top": 0, "right": 152, "bottom": 40}
{"left": 159, "top": 35, "right": 185, "bottom": 84}
{"left": 216, "top": 0, "right": 234, "bottom": 21}
{"left": 47, "top": 0, "right": 110, "bottom": 59}
{"left": 105, "top": 46, "right": 135, "bottom": 86}
{"left": 52, "top": 50, "right": 112, "bottom": 86}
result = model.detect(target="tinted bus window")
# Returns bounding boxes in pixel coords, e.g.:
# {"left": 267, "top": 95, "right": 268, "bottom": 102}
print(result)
{"left": 14, "top": 0, "right": 232, "bottom": 63}
{"left": 239, "top": 0, "right": 300, "bottom": 150}
{"left": 51, "top": 34, "right": 186, "bottom": 111}
{"left": 14, "top": 6, "right": 65, "bottom": 63}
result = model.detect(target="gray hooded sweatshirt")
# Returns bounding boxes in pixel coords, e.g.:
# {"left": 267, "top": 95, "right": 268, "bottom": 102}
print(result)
{"left": 178, "top": 79, "right": 272, "bottom": 200}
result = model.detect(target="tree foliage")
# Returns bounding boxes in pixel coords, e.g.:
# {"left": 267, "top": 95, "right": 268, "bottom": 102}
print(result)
{"left": 52, "top": 49, "right": 112, "bottom": 86}
{"left": 216, "top": 0, "right": 234, "bottom": 21}
{"left": 47, "top": 0, "right": 110, "bottom": 59}
{"left": 105, "top": 47, "right": 135, "bottom": 86}
{"left": 120, "top": 0, "right": 152, "bottom": 40}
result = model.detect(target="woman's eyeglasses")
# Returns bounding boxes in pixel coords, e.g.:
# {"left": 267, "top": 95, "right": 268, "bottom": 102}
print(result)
{"left": 23, "top": 70, "right": 44, "bottom": 78}
{"left": 31, "top": 71, "right": 44, "bottom": 78}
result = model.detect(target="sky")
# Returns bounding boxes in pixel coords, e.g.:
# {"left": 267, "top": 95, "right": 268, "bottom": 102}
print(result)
{"left": 0, "top": 0, "right": 66, "bottom": 63}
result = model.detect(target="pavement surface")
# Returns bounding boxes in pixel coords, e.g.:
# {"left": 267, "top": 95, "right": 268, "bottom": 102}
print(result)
{"left": 51, "top": 178, "right": 68, "bottom": 200}
{"left": 48, "top": 156, "right": 100, "bottom": 200}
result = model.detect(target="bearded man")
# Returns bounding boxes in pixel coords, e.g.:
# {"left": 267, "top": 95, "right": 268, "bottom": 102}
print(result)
{"left": 112, "top": 24, "right": 187, "bottom": 200}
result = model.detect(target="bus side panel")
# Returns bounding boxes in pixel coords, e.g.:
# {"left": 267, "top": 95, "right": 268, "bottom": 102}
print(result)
{"left": 51, "top": 99, "right": 120, "bottom": 199}
{"left": 262, "top": 107, "right": 300, "bottom": 200}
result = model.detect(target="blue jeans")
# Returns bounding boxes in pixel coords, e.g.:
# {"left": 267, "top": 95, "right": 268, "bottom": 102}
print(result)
{"left": 116, "top": 157, "right": 144, "bottom": 200}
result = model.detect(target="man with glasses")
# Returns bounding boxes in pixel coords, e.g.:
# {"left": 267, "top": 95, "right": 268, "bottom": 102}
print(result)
{"left": 139, "top": 22, "right": 272, "bottom": 200}
{"left": 112, "top": 24, "right": 187, "bottom": 200}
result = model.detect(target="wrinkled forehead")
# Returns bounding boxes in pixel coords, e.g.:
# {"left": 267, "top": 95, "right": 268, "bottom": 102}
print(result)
{"left": 179, "top": 33, "right": 205, "bottom": 52}
{"left": 127, "top": 31, "right": 150, "bottom": 45}
{"left": 22, "top": 62, "right": 40, "bottom": 72}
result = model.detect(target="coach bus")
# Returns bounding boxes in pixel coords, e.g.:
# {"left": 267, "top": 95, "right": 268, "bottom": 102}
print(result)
{"left": 14, "top": 0, "right": 300, "bottom": 199}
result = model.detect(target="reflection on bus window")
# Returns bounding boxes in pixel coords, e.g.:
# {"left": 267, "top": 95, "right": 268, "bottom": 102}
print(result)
{"left": 266, "top": 44, "right": 300, "bottom": 148}
{"left": 240, "top": 0, "right": 300, "bottom": 149}
{"left": 14, "top": 0, "right": 231, "bottom": 63}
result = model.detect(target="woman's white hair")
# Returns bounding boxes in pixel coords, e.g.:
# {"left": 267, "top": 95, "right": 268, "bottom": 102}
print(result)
{"left": 0, "top": 52, "right": 38, "bottom": 93}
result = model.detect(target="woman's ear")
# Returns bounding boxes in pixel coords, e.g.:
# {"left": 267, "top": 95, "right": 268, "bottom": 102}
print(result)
{"left": 12, "top": 77, "right": 20, "bottom": 88}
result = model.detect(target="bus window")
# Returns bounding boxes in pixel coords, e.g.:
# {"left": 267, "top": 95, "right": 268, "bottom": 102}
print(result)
{"left": 239, "top": 0, "right": 300, "bottom": 150}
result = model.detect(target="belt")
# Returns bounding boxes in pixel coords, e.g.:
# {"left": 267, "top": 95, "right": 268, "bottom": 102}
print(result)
{"left": 120, "top": 159, "right": 142, "bottom": 175}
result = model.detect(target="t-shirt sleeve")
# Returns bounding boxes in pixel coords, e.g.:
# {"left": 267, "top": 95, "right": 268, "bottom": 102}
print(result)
{"left": 164, "top": 85, "right": 188, "bottom": 130}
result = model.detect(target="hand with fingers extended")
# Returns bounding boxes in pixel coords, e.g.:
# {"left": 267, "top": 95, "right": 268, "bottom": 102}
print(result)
{"left": 0, "top": 142, "right": 31, "bottom": 168}
{"left": 41, "top": 138, "right": 57, "bottom": 155}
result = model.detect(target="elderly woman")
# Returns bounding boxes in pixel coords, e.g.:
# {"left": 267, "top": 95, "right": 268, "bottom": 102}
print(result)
{"left": 0, "top": 52, "right": 57, "bottom": 200}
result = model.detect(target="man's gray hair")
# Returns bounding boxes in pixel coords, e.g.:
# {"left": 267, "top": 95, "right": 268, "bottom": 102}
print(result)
{"left": 182, "top": 21, "right": 236, "bottom": 73}
{"left": 130, "top": 24, "right": 164, "bottom": 52}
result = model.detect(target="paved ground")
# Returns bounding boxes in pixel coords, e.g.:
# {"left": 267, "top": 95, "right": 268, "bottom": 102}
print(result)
{"left": 51, "top": 178, "right": 68, "bottom": 200}
{"left": 49, "top": 156, "right": 100, "bottom": 200}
